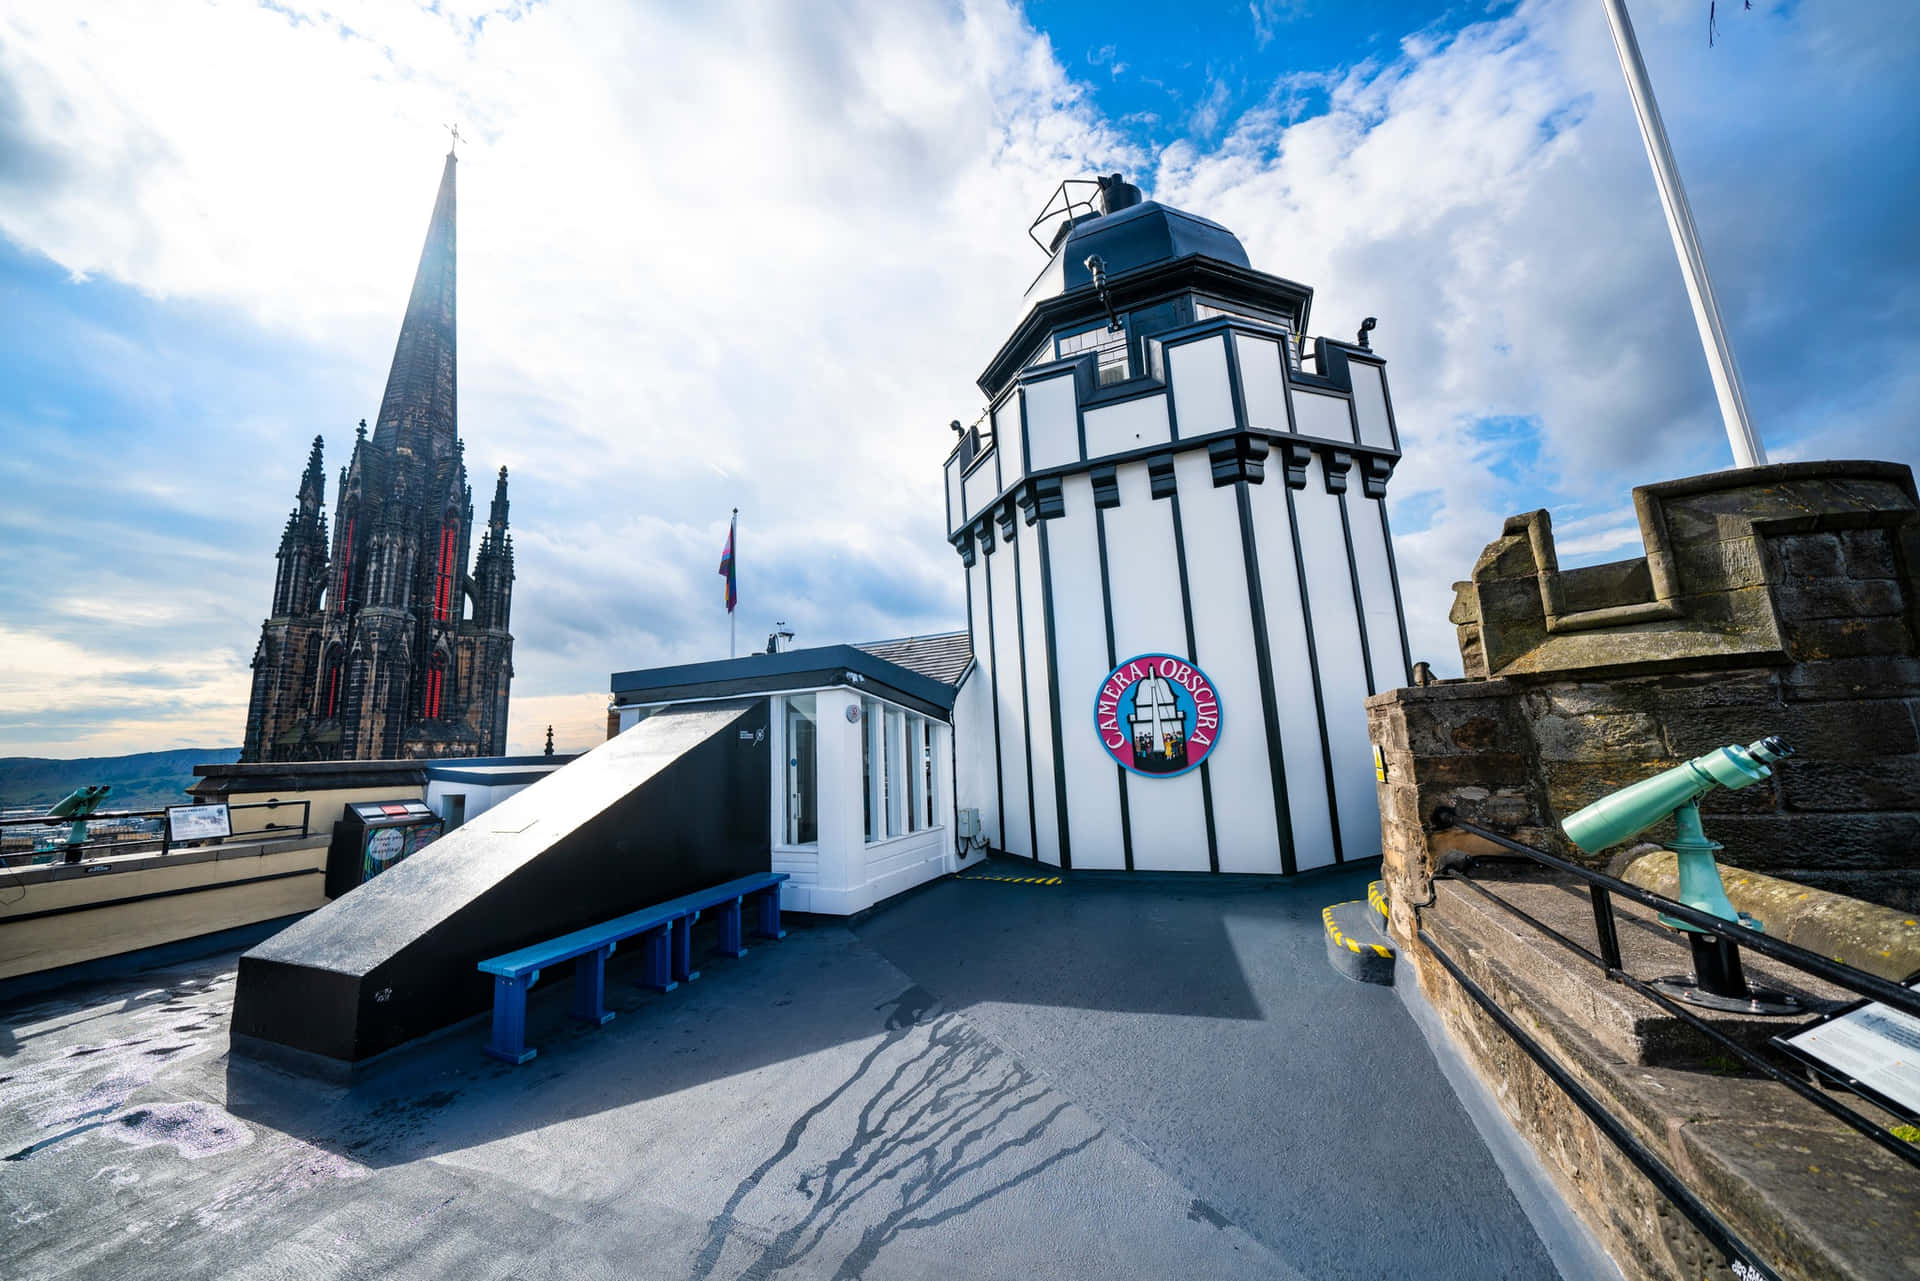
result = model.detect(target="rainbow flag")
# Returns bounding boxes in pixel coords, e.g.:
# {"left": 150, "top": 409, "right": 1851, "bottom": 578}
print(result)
{"left": 718, "top": 513, "right": 737, "bottom": 614}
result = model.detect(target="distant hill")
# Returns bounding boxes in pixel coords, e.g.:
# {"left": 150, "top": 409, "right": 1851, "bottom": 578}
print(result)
{"left": 0, "top": 747, "right": 242, "bottom": 813}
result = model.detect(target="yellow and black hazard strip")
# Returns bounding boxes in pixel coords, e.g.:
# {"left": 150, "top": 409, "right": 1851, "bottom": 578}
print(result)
{"left": 1322, "top": 899, "right": 1395, "bottom": 985}
{"left": 1322, "top": 904, "right": 1392, "bottom": 959}
{"left": 956, "top": 873, "right": 1063, "bottom": 885}
{"left": 1367, "top": 879, "right": 1390, "bottom": 925}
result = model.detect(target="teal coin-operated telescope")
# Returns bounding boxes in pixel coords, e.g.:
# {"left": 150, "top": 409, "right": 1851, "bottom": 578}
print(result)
{"left": 1561, "top": 738, "right": 1801, "bottom": 1015}
{"left": 45, "top": 785, "right": 112, "bottom": 864}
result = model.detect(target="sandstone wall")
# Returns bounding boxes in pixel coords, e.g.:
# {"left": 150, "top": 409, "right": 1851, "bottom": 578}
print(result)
{"left": 1390, "top": 461, "right": 1920, "bottom": 911}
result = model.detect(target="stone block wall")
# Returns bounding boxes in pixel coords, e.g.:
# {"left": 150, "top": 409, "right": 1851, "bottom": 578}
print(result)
{"left": 1389, "top": 461, "right": 1920, "bottom": 912}
{"left": 1370, "top": 460, "right": 1920, "bottom": 1281}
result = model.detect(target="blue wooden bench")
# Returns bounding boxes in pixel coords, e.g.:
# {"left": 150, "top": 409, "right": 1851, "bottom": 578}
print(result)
{"left": 476, "top": 871, "right": 788, "bottom": 1064}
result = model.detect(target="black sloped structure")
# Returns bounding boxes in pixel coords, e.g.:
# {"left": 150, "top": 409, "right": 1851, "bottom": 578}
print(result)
{"left": 231, "top": 700, "right": 770, "bottom": 1072}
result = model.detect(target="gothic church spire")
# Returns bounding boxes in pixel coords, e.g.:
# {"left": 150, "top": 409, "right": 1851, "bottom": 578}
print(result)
{"left": 372, "top": 149, "right": 457, "bottom": 459}
{"left": 244, "top": 148, "right": 514, "bottom": 764}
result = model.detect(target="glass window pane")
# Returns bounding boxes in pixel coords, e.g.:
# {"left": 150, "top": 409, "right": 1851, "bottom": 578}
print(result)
{"left": 1057, "top": 321, "right": 1130, "bottom": 383}
{"left": 923, "top": 722, "right": 935, "bottom": 829}
{"left": 906, "top": 715, "right": 924, "bottom": 833}
{"left": 862, "top": 698, "right": 877, "bottom": 842}
{"left": 784, "top": 695, "right": 818, "bottom": 845}
{"left": 885, "top": 709, "right": 904, "bottom": 838}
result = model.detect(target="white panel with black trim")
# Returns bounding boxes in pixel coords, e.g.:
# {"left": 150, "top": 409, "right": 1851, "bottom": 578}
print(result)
{"left": 1350, "top": 495, "right": 1408, "bottom": 694}
{"left": 1023, "top": 374, "right": 1079, "bottom": 471}
{"left": 1292, "top": 390, "right": 1354, "bottom": 443}
{"left": 1349, "top": 360, "right": 1395, "bottom": 451}
{"left": 989, "top": 524, "right": 1033, "bottom": 858}
{"left": 1234, "top": 334, "right": 1290, "bottom": 433}
{"left": 1295, "top": 458, "right": 1382, "bottom": 864}
{"left": 965, "top": 557, "right": 1002, "bottom": 852}
{"left": 1168, "top": 336, "right": 1235, "bottom": 439}
{"left": 1172, "top": 452, "right": 1283, "bottom": 873}
{"left": 1049, "top": 473, "right": 1126, "bottom": 869}
{"left": 1102, "top": 461, "right": 1208, "bottom": 872}
{"left": 1247, "top": 481, "right": 1337, "bottom": 870}
{"left": 945, "top": 456, "right": 965, "bottom": 537}
{"left": 995, "top": 398, "right": 1027, "bottom": 486}
{"left": 1017, "top": 515, "right": 1062, "bottom": 866}
{"left": 963, "top": 452, "right": 999, "bottom": 522}
{"left": 1083, "top": 393, "right": 1170, "bottom": 461}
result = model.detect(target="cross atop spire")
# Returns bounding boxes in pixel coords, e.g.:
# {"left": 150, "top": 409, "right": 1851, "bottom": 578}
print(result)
{"left": 446, "top": 123, "right": 463, "bottom": 156}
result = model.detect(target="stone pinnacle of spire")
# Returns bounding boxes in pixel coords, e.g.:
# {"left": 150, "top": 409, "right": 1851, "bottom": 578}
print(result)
{"left": 371, "top": 152, "right": 457, "bottom": 458}
{"left": 489, "top": 465, "right": 510, "bottom": 531}
{"left": 298, "top": 434, "right": 327, "bottom": 506}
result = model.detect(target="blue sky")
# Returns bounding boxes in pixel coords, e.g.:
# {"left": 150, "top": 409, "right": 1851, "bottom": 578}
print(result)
{"left": 1032, "top": 0, "right": 1470, "bottom": 142}
{"left": 1, "top": 0, "right": 1916, "bottom": 757}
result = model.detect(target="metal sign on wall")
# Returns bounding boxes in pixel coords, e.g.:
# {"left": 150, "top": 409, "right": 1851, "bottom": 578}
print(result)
{"left": 165, "top": 803, "right": 231, "bottom": 843}
{"left": 1094, "top": 654, "right": 1221, "bottom": 778}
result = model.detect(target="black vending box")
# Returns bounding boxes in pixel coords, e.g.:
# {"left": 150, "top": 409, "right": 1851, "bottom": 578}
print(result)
{"left": 325, "top": 800, "right": 445, "bottom": 900}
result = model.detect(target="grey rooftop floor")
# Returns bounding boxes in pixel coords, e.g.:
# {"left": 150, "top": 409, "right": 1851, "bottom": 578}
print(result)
{"left": 1, "top": 859, "right": 1562, "bottom": 1280}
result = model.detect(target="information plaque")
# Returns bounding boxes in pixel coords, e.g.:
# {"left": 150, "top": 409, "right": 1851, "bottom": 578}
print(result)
{"left": 165, "top": 803, "right": 232, "bottom": 844}
{"left": 1775, "top": 975, "right": 1920, "bottom": 1122}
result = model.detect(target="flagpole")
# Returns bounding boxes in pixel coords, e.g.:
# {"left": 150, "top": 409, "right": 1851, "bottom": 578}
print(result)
{"left": 1599, "top": 0, "right": 1765, "bottom": 469}
{"left": 729, "top": 508, "right": 737, "bottom": 659}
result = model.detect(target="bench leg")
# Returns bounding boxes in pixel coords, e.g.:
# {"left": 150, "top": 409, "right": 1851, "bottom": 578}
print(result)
{"left": 672, "top": 912, "right": 702, "bottom": 983}
{"left": 715, "top": 896, "right": 746, "bottom": 959}
{"left": 755, "top": 886, "right": 786, "bottom": 940}
{"left": 641, "top": 924, "right": 678, "bottom": 993}
{"left": 484, "top": 972, "right": 539, "bottom": 1064}
{"left": 570, "top": 945, "right": 615, "bottom": 1027}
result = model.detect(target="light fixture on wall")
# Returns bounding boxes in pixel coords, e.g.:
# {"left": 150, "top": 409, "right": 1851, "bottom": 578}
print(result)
{"left": 1083, "top": 254, "right": 1123, "bottom": 333}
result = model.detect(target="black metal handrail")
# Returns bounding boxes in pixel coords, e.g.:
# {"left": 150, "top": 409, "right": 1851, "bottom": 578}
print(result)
{"left": 1418, "top": 928, "right": 1789, "bottom": 1281}
{"left": 1424, "top": 807, "right": 1920, "bottom": 1281}
{"left": 1431, "top": 807, "right": 1920, "bottom": 1020}
{"left": 0, "top": 799, "right": 312, "bottom": 865}
{"left": 1439, "top": 866, "right": 1920, "bottom": 1173}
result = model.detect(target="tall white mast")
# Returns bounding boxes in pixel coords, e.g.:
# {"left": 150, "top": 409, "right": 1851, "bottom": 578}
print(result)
{"left": 1599, "top": 0, "right": 1766, "bottom": 468}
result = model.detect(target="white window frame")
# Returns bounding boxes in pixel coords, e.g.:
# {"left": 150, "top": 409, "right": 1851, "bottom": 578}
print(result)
{"left": 775, "top": 693, "right": 819, "bottom": 849}
{"left": 905, "top": 714, "right": 925, "bottom": 833}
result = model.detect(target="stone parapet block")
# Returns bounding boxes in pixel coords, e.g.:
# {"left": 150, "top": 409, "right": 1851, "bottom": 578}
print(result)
{"left": 1622, "top": 851, "right": 1920, "bottom": 981}
{"left": 1427, "top": 871, "right": 1835, "bottom": 1067}
{"left": 1780, "top": 654, "right": 1920, "bottom": 702}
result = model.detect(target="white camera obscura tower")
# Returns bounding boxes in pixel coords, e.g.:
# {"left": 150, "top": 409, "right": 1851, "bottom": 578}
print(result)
{"left": 943, "top": 175, "right": 1411, "bottom": 875}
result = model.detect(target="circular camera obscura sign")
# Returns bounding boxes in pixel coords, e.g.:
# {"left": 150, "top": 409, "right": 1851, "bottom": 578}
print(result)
{"left": 1095, "top": 653, "right": 1221, "bottom": 778}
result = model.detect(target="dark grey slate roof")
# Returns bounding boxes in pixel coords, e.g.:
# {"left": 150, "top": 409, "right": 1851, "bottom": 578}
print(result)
{"left": 854, "top": 632, "right": 972, "bottom": 687}
{"left": 610, "top": 644, "right": 959, "bottom": 717}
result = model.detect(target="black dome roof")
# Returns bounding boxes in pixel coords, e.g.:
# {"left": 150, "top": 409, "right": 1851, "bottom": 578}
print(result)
{"left": 1025, "top": 200, "right": 1253, "bottom": 305}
